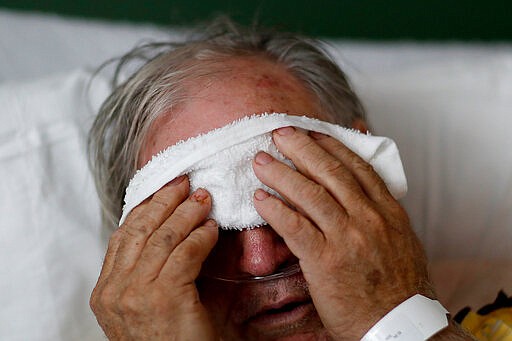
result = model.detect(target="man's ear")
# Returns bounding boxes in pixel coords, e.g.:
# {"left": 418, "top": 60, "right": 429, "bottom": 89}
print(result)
{"left": 351, "top": 119, "right": 369, "bottom": 134}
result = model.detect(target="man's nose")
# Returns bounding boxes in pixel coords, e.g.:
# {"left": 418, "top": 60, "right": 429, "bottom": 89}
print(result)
{"left": 237, "top": 225, "right": 295, "bottom": 277}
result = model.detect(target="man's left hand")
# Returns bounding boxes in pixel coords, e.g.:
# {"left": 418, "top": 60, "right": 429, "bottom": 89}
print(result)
{"left": 252, "top": 126, "right": 433, "bottom": 340}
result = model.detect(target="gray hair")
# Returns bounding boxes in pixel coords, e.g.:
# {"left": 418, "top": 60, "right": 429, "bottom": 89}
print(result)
{"left": 88, "top": 18, "right": 366, "bottom": 230}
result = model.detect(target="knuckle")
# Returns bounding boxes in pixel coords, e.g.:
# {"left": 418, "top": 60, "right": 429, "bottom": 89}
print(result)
{"left": 179, "top": 237, "right": 203, "bottom": 260}
{"left": 371, "top": 175, "right": 393, "bottom": 199}
{"left": 376, "top": 183, "right": 393, "bottom": 201}
{"left": 304, "top": 136, "right": 320, "bottom": 149}
{"left": 169, "top": 206, "right": 190, "bottom": 223}
{"left": 172, "top": 200, "right": 209, "bottom": 224}
{"left": 105, "top": 230, "right": 123, "bottom": 250}
{"left": 364, "top": 206, "right": 387, "bottom": 229}
{"left": 140, "top": 212, "right": 161, "bottom": 230}
{"left": 170, "top": 254, "right": 191, "bottom": 274}
{"left": 315, "top": 157, "right": 344, "bottom": 178}
{"left": 110, "top": 229, "right": 124, "bottom": 243}
{"left": 148, "top": 228, "right": 180, "bottom": 249}
{"left": 119, "top": 286, "right": 142, "bottom": 313}
{"left": 89, "top": 288, "right": 101, "bottom": 313}
{"left": 149, "top": 194, "right": 172, "bottom": 210}
{"left": 301, "top": 183, "right": 329, "bottom": 206}
{"left": 354, "top": 160, "right": 375, "bottom": 174}
{"left": 146, "top": 287, "right": 168, "bottom": 307}
{"left": 344, "top": 225, "right": 373, "bottom": 254}
{"left": 122, "top": 218, "right": 156, "bottom": 238}
{"left": 284, "top": 210, "right": 307, "bottom": 238}
{"left": 151, "top": 184, "right": 187, "bottom": 207}
{"left": 91, "top": 283, "right": 117, "bottom": 313}
{"left": 173, "top": 233, "right": 206, "bottom": 266}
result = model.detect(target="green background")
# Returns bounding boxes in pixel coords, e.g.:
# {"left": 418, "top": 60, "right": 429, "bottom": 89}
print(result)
{"left": 1, "top": 0, "right": 511, "bottom": 40}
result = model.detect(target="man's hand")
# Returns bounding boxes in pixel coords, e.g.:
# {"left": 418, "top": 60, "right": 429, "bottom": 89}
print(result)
{"left": 252, "top": 127, "right": 433, "bottom": 340}
{"left": 90, "top": 176, "right": 218, "bottom": 340}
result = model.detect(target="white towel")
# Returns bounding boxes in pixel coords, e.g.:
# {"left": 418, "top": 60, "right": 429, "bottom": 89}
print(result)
{"left": 120, "top": 113, "right": 407, "bottom": 230}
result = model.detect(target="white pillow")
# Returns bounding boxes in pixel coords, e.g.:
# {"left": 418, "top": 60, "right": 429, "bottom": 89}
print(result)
{"left": 0, "top": 70, "right": 109, "bottom": 341}
{"left": 350, "top": 56, "right": 512, "bottom": 261}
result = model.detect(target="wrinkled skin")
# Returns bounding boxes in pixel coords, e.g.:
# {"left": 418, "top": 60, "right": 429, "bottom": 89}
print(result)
{"left": 250, "top": 128, "right": 432, "bottom": 339}
{"left": 90, "top": 56, "right": 472, "bottom": 340}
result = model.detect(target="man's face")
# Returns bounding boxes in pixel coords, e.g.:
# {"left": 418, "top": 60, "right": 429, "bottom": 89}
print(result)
{"left": 140, "top": 56, "right": 332, "bottom": 340}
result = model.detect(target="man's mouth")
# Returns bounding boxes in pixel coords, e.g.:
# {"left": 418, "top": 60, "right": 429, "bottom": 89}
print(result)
{"left": 200, "top": 272, "right": 324, "bottom": 339}
{"left": 245, "top": 297, "right": 315, "bottom": 329}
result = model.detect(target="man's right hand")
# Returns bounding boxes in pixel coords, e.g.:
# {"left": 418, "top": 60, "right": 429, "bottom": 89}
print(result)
{"left": 89, "top": 176, "right": 218, "bottom": 341}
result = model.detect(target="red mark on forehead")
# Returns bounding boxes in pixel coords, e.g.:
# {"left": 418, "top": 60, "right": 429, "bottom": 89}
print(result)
{"left": 256, "top": 74, "right": 280, "bottom": 88}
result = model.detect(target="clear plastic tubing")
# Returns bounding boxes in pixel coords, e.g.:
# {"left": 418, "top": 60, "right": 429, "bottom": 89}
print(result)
{"left": 204, "top": 263, "right": 302, "bottom": 284}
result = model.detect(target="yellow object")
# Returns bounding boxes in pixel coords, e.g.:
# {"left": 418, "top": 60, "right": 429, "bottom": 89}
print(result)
{"left": 461, "top": 308, "right": 512, "bottom": 341}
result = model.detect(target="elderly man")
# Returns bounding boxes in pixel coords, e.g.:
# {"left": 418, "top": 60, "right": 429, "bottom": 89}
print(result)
{"left": 88, "top": 20, "right": 472, "bottom": 340}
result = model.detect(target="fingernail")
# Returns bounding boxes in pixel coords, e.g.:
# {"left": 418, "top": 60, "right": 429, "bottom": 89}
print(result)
{"left": 309, "top": 131, "right": 328, "bottom": 140}
{"left": 204, "top": 219, "right": 217, "bottom": 228}
{"left": 169, "top": 175, "right": 186, "bottom": 186}
{"left": 275, "top": 126, "right": 295, "bottom": 136}
{"left": 254, "top": 151, "right": 273, "bottom": 165}
{"left": 191, "top": 188, "right": 208, "bottom": 202}
{"left": 254, "top": 189, "right": 270, "bottom": 201}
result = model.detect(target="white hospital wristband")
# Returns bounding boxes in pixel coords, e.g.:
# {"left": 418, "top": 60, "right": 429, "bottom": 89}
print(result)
{"left": 361, "top": 294, "right": 449, "bottom": 341}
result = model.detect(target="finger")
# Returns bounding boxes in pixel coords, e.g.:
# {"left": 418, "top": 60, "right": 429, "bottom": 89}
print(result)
{"left": 309, "top": 131, "right": 395, "bottom": 205}
{"left": 160, "top": 220, "right": 219, "bottom": 285}
{"left": 253, "top": 189, "right": 326, "bottom": 263}
{"left": 271, "top": 127, "right": 370, "bottom": 213}
{"left": 110, "top": 175, "right": 190, "bottom": 275}
{"left": 133, "top": 188, "right": 213, "bottom": 280}
{"left": 95, "top": 229, "right": 123, "bottom": 286}
{"left": 309, "top": 132, "right": 409, "bottom": 227}
{"left": 253, "top": 151, "right": 347, "bottom": 236}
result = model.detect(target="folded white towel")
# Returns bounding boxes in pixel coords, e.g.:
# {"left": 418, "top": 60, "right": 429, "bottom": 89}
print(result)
{"left": 120, "top": 113, "right": 407, "bottom": 229}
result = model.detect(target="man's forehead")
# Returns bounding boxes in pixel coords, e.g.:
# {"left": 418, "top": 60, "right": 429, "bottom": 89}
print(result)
{"left": 139, "top": 57, "right": 323, "bottom": 166}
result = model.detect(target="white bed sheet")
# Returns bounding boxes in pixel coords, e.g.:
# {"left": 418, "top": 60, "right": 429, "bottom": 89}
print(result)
{"left": 1, "top": 8, "right": 511, "bottom": 341}
{"left": 0, "top": 70, "right": 109, "bottom": 340}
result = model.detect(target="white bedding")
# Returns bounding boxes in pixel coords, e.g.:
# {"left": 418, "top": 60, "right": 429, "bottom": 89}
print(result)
{"left": 1, "top": 8, "right": 511, "bottom": 341}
